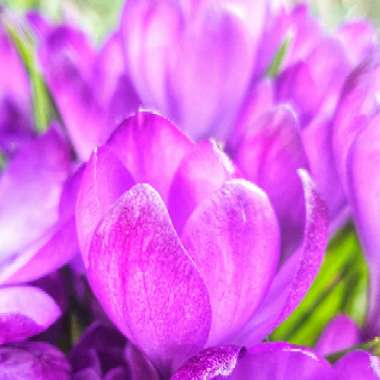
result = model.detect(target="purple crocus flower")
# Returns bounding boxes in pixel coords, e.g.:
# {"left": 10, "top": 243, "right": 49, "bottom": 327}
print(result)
{"left": 75, "top": 110, "right": 328, "bottom": 376}
{"left": 29, "top": 12, "right": 140, "bottom": 160}
{"left": 171, "top": 342, "right": 380, "bottom": 380}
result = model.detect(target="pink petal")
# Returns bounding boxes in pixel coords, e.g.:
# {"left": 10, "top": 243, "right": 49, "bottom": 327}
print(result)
{"left": 171, "top": 345, "right": 243, "bottom": 380}
{"left": 335, "top": 351, "right": 380, "bottom": 380}
{"left": 0, "top": 286, "right": 61, "bottom": 344}
{"left": 88, "top": 183, "right": 211, "bottom": 374}
{"left": 107, "top": 111, "right": 193, "bottom": 202}
{"left": 181, "top": 179, "right": 280, "bottom": 346}
{"left": 229, "top": 343, "right": 335, "bottom": 380}
{"left": 168, "top": 140, "right": 236, "bottom": 233}
{"left": 235, "top": 170, "right": 328, "bottom": 345}
{"left": 316, "top": 315, "right": 361, "bottom": 356}
{"left": 346, "top": 114, "right": 380, "bottom": 333}
{"left": 76, "top": 146, "right": 134, "bottom": 265}
{"left": 231, "top": 105, "right": 309, "bottom": 255}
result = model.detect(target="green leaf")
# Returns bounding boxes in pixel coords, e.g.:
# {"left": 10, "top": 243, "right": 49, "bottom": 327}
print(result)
{"left": 271, "top": 224, "right": 368, "bottom": 346}
{"left": 267, "top": 34, "right": 291, "bottom": 78}
{"left": 5, "top": 19, "right": 52, "bottom": 133}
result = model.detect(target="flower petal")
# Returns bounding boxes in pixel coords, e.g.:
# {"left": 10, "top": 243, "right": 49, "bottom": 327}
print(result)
{"left": 181, "top": 179, "right": 280, "bottom": 345}
{"left": 76, "top": 146, "right": 134, "bottom": 265}
{"left": 171, "top": 345, "right": 243, "bottom": 380}
{"left": 229, "top": 343, "right": 335, "bottom": 380}
{"left": 168, "top": 140, "right": 236, "bottom": 233}
{"left": 335, "top": 351, "right": 380, "bottom": 380}
{"left": 0, "top": 128, "right": 70, "bottom": 270}
{"left": 107, "top": 111, "right": 192, "bottom": 202}
{"left": 235, "top": 170, "right": 328, "bottom": 344}
{"left": 125, "top": 344, "right": 160, "bottom": 380}
{"left": 231, "top": 105, "right": 308, "bottom": 255}
{"left": 88, "top": 183, "right": 211, "bottom": 374}
{"left": 316, "top": 315, "right": 361, "bottom": 356}
{"left": 0, "top": 341, "right": 71, "bottom": 380}
{"left": 346, "top": 114, "right": 380, "bottom": 334}
{"left": 0, "top": 286, "right": 61, "bottom": 344}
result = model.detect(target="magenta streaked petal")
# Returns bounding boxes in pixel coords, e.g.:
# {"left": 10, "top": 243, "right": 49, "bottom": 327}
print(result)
{"left": 76, "top": 146, "right": 134, "bottom": 265}
{"left": 107, "top": 111, "right": 192, "bottom": 202}
{"left": 0, "top": 341, "right": 71, "bottom": 380}
{"left": 316, "top": 315, "right": 360, "bottom": 356}
{"left": 171, "top": 345, "right": 243, "bottom": 380}
{"left": 235, "top": 170, "right": 328, "bottom": 344}
{"left": 335, "top": 351, "right": 380, "bottom": 380}
{"left": 88, "top": 183, "right": 211, "bottom": 374}
{"left": 229, "top": 343, "right": 334, "bottom": 380}
{"left": 181, "top": 179, "right": 279, "bottom": 345}
{"left": 168, "top": 140, "right": 236, "bottom": 233}
{"left": 0, "top": 286, "right": 61, "bottom": 344}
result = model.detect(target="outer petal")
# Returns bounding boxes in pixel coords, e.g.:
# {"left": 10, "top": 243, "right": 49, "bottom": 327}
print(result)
{"left": 231, "top": 105, "right": 308, "bottom": 255}
{"left": 168, "top": 140, "right": 236, "bottom": 233}
{"left": 332, "top": 53, "right": 380, "bottom": 192}
{"left": 107, "top": 111, "right": 192, "bottom": 201}
{"left": 122, "top": 0, "right": 258, "bottom": 139}
{"left": 171, "top": 345, "right": 243, "bottom": 380}
{"left": 335, "top": 351, "right": 380, "bottom": 380}
{"left": 229, "top": 343, "right": 335, "bottom": 380}
{"left": 0, "top": 286, "right": 61, "bottom": 344}
{"left": 316, "top": 315, "right": 361, "bottom": 356}
{"left": 0, "top": 342, "right": 71, "bottom": 380}
{"left": 125, "top": 344, "right": 160, "bottom": 380}
{"left": 181, "top": 179, "right": 280, "bottom": 345}
{"left": 88, "top": 183, "right": 211, "bottom": 374}
{"left": 0, "top": 128, "right": 70, "bottom": 269}
{"left": 76, "top": 146, "right": 134, "bottom": 265}
{"left": 347, "top": 115, "right": 380, "bottom": 334}
{"left": 235, "top": 170, "right": 328, "bottom": 345}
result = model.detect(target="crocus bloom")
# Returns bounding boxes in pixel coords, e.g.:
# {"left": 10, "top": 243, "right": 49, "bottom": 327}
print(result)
{"left": 171, "top": 342, "right": 380, "bottom": 380}
{"left": 29, "top": 12, "right": 140, "bottom": 160}
{"left": 76, "top": 111, "right": 328, "bottom": 376}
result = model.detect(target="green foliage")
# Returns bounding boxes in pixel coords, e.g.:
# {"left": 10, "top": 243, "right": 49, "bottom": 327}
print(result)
{"left": 271, "top": 224, "right": 368, "bottom": 346}
{"left": 5, "top": 21, "right": 53, "bottom": 133}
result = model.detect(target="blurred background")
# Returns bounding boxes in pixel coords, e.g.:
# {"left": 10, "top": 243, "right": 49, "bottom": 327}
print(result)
{"left": 1, "top": 0, "right": 379, "bottom": 42}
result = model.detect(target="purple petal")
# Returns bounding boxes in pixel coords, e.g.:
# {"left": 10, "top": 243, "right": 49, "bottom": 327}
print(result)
{"left": 332, "top": 53, "right": 380, "bottom": 192}
{"left": 335, "top": 351, "right": 380, "bottom": 380}
{"left": 230, "top": 105, "right": 309, "bottom": 255}
{"left": 76, "top": 146, "right": 134, "bottom": 265}
{"left": 171, "top": 345, "right": 243, "bottom": 380}
{"left": 73, "top": 368, "right": 102, "bottom": 380}
{"left": 168, "top": 140, "right": 236, "bottom": 233}
{"left": 337, "top": 21, "right": 378, "bottom": 66}
{"left": 125, "top": 344, "right": 160, "bottom": 380}
{"left": 301, "top": 117, "right": 347, "bottom": 231}
{"left": 316, "top": 315, "right": 361, "bottom": 356}
{"left": 107, "top": 111, "right": 192, "bottom": 202}
{"left": 346, "top": 114, "right": 380, "bottom": 334}
{"left": 181, "top": 179, "right": 279, "bottom": 345}
{"left": 0, "top": 286, "right": 61, "bottom": 344}
{"left": 122, "top": 0, "right": 259, "bottom": 140}
{"left": 0, "top": 128, "right": 70, "bottom": 273}
{"left": 88, "top": 183, "right": 211, "bottom": 374}
{"left": 229, "top": 343, "right": 335, "bottom": 380}
{"left": 104, "top": 367, "right": 129, "bottom": 380}
{"left": 235, "top": 170, "right": 328, "bottom": 344}
{"left": 0, "top": 341, "right": 71, "bottom": 380}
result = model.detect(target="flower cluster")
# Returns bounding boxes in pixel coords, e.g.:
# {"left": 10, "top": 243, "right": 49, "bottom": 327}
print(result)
{"left": 1, "top": 1, "right": 380, "bottom": 379}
